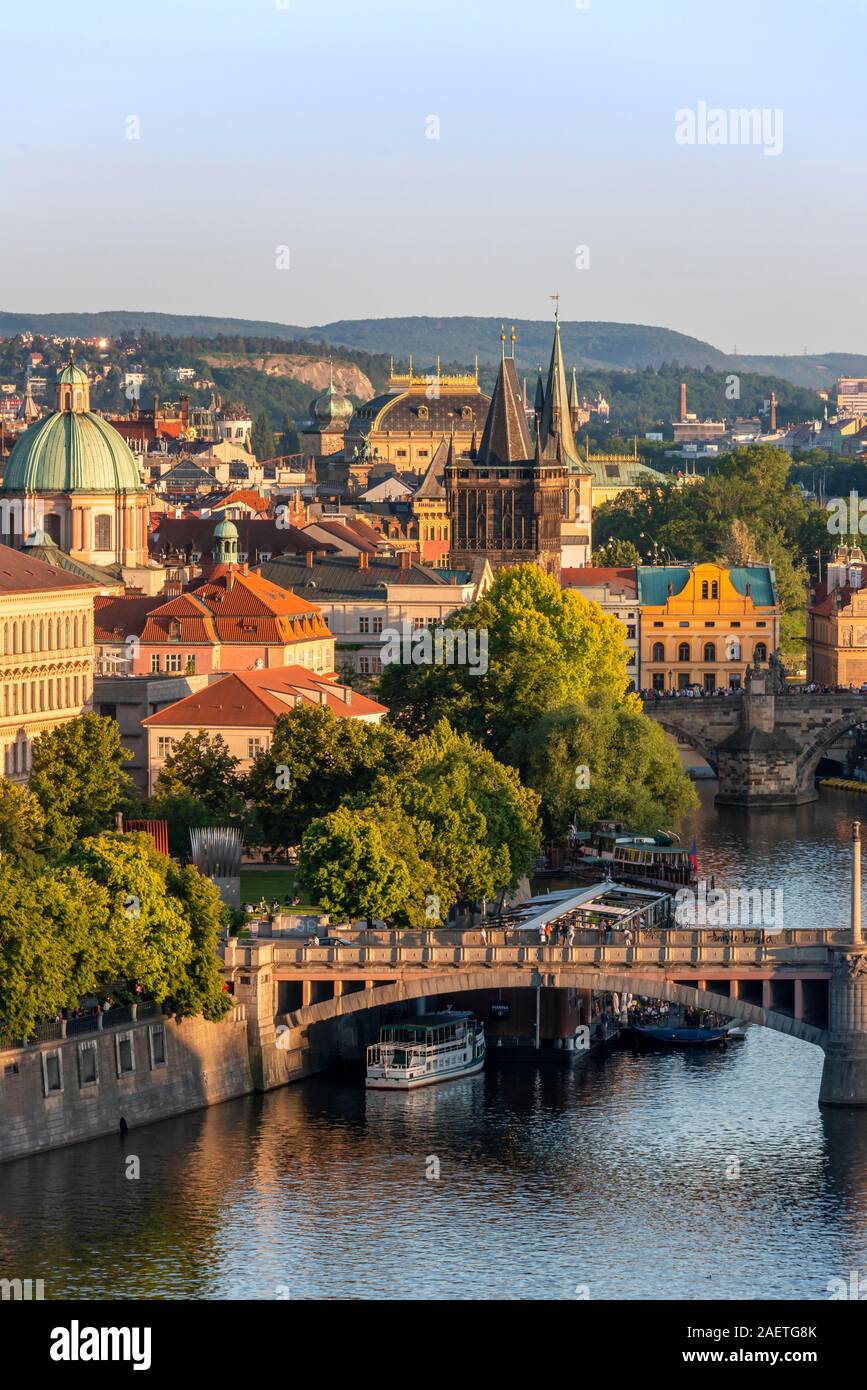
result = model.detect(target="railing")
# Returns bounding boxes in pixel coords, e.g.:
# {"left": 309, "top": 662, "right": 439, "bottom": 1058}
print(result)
{"left": 0, "top": 1002, "right": 165, "bottom": 1055}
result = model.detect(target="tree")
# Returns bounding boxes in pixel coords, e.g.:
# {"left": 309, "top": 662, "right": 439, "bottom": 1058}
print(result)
{"left": 165, "top": 864, "right": 231, "bottom": 1020}
{"left": 378, "top": 563, "right": 631, "bottom": 755}
{"left": 143, "top": 788, "right": 218, "bottom": 860}
{"left": 246, "top": 705, "right": 411, "bottom": 851}
{"left": 155, "top": 732, "right": 245, "bottom": 826}
{"left": 298, "top": 806, "right": 412, "bottom": 925}
{"left": 278, "top": 415, "right": 300, "bottom": 456}
{"left": 0, "top": 779, "right": 46, "bottom": 873}
{"left": 29, "top": 714, "right": 136, "bottom": 855}
{"left": 591, "top": 538, "right": 640, "bottom": 566}
{"left": 250, "top": 411, "right": 275, "bottom": 461}
{"left": 0, "top": 864, "right": 109, "bottom": 1039}
{"left": 513, "top": 692, "right": 698, "bottom": 839}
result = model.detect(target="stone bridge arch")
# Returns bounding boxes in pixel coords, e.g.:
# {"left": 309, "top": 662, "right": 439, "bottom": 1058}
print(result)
{"left": 797, "top": 709, "right": 867, "bottom": 791}
{"left": 282, "top": 969, "right": 826, "bottom": 1049}
{"left": 642, "top": 714, "right": 720, "bottom": 775}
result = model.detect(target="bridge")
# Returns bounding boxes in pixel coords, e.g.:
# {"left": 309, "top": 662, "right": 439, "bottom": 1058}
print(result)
{"left": 225, "top": 835, "right": 867, "bottom": 1109}
{"left": 644, "top": 674, "right": 867, "bottom": 805}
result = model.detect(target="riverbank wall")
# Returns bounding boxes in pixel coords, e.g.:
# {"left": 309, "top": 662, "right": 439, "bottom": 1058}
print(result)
{"left": 0, "top": 1005, "right": 254, "bottom": 1164}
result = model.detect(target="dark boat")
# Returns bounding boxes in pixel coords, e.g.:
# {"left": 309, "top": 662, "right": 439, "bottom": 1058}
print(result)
{"left": 626, "top": 1022, "right": 731, "bottom": 1047}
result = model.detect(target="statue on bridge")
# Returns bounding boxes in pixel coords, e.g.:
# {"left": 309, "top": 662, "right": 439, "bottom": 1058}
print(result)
{"left": 769, "top": 649, "right": 788, "bottom": 694}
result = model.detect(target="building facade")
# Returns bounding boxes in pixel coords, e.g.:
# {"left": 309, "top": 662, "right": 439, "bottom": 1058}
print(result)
{"left": 561, "top": 566, "right": 639, "bottom": 688}
{"left": 0, "top": 543, "right": 97, "bottom": 781}
{"left": 638, "top": 562, "right": 780, "bottom": 693}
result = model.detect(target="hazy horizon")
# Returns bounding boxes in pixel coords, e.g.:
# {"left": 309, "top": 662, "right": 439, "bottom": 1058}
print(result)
{"left": 5, "top": 0, "right": 865, "bottom": 355}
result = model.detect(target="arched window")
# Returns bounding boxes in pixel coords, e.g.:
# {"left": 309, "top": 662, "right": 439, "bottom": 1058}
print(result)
{"left": 754, "top": 642, "right": 767, "bottom": 662}
{"left": 47, "top": 618, "right": 53, "bottom": 650}
{"left": 94, "top": 515, "right": 112, "bottom": 550}
{"left": 652, "top": 641, "right": 665, "bottom": 662}
{"left": 703, "top": 642, "right": 716, "bottom": 662}
{"left": 65, "top": 616, "right": 71, "bottom": 648}
{"left": 711, "top": 581, "right": 719, "bottom": 599}
{"left": 678, "top": 642, "right": 690, "bottom": 662}
{"left": 701, "top": 581, "right": 708, "bottom": 598}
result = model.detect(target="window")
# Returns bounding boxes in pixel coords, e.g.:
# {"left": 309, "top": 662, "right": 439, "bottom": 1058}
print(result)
{"left": 157, "top": 736, "right": 175, "bottom": 758}
{"left": 98, "top": 703, "right": 117, "bottom": 720}
{"left": 677, "top": 673, "right": 691, "bottom": 690}
{"left": 703, "top": 673, "right": 716, "bottom": 693}
{"left": 754, "top": 642, "right": 767, "bottom": 662}
{"left": 148, "top": 1025, "right": 167, "bottom": 1068}
{"left": 94, "top": 515, "right": 112, "bottom": 549}
{"left": 729, "top": 674, "right": 742, "bottom": 690}
{"left": 652, "top": 673, "right": 665, "bottom": 691}
{"left": 78, "top": 1040, "right": 98, "bottom": 1087}
{"left": 678, "top": 642, "right": 690, "bottom": 662}
{"left": 652, "top": 641, "right": 665, "bottom": 661}
{"left": 626, "top": 626, "right": 636, "bottom": 640}
{"left": 359, "top": 616, "right": 370, "bottom": 633}
{"left": 151, "top": 654, "right": 161, "bottom": 672}
{"left": 711, "top": 581, "right": 719, "bottom": 599}
{"left": 116, "top": 1033, "right": 135, "bottom": 1075}
{"left": 372, "top": 616, "right": 383, "bottom": 634}
{"left": 166, "top": 654, "right": 182, "bottom": 673}
{"left": 701, "top": 581, "right": 708, "bottom": 598}
{"left": 756, "top": 621, "right": 767, "bottom": 628}
{"left": 653, "top": 621, "right": 663, "bottom": 628}
{"left": 359, "top": 657, "right": 370, "bottom": 674}
{"left": 247, "top": 738, "right": 264, "bottom": 759}
{"left": 41, "top": 1050, "right": 63, "bottom": 1095}
{"left": 703, "top": 642, "right": 716, "bottom": 662}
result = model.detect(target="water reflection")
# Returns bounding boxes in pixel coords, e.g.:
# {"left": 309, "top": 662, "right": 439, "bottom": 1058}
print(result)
{"left": 0, "top": 784, "right": 865, "bottom": 1299}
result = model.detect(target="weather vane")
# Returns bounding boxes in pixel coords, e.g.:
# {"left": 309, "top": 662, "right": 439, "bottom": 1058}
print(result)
{"left": 549, "top": 292, "right": 560, "bottom": 326}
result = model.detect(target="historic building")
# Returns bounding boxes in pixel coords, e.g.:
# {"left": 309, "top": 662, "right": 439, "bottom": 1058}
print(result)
{"left": 0, "top": 353, "right": 152, "bottom": 585}
{"left": 300, "top": 366, "right": 354, "bottom": 460}
{"left": 807, "top": 547, "right": 867, "bottom": 685}
{"left": 341, "top": 361, "right": 490, "bottom": 489}
{"left": 561, "top": 565, "right": 639, "bottom": 688}
{"left": 446, "top": 320, "right": 591, "bottom": 575}
{"left": 141, "top": 667, "right": 386, "bottom": 791}
{"left": 96, "top": 519, "right": 335, "bottom": 677}
{"left": 638, "top": 561, "right": 780, "bottom": 693}
{"left": 0, "top": 542, "right": 98, "bottom": 781}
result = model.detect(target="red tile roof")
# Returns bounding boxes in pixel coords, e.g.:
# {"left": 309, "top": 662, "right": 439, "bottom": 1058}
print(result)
{"left": 142, "top": 667, "right": 385, "bottom": 728}
{"left": 561, "top": 566, "right": 638, "bottom": 596}
{"left": 0, "top": 542, "right": 102, "bottom": 596}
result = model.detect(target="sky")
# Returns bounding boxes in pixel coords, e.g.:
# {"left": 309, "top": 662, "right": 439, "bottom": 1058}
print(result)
{"left": 3, "top": 0, "right": 865, "bottom": 354}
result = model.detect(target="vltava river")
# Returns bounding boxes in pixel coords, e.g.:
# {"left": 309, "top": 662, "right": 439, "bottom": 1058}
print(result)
{"left": 1, "top": 783, "right": 866, "bottom": 1300}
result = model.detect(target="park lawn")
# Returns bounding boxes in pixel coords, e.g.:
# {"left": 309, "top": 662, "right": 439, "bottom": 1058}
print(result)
{"left": 239, "top": 869, "right": 320, "bottom": 913}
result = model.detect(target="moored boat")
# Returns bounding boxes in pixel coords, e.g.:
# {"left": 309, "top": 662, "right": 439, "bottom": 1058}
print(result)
{"left": 365, "top": 1010, "right": 486, "bottom": 1090}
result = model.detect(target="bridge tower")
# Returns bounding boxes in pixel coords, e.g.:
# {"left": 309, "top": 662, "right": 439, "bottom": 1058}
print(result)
{"left": 716, "top": 668, "right": 809, "bottom": 806}
{"left": 820, "top": 821, "right": 867, "bottom": 1106}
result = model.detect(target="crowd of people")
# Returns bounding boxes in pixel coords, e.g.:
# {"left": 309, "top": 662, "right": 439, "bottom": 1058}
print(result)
{"left": 641, "top": 682, "right": 867, "bottom": 701}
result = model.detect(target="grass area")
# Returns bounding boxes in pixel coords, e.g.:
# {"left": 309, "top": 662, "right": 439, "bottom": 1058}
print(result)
{"left": 239, "top": 868, "right": 319, "bottom": 913}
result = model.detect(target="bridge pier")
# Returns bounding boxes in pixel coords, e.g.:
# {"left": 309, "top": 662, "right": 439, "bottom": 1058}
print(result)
{"left": 820, "top": 824, "right": 867, "bottom": 1106}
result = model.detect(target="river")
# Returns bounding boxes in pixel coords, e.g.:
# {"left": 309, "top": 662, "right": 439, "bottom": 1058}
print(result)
{"left": 2, "top": 782, "right": 866, "bottom": 1301}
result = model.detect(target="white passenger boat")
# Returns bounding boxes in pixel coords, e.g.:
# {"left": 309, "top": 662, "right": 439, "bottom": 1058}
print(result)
{"left": 365, "top": 1010, "right": 486, "bottom": 1090}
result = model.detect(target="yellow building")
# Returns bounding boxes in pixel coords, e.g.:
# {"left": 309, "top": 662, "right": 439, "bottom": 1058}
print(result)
{"left": 0, "top": 543, "right": 98, "bottom": 780}
{"left": 638, "top": 562, "right": 780, "bottom": 693}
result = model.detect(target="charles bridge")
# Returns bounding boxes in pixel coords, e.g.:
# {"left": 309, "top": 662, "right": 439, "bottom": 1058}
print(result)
{"left": 643, "top": 673, "right": 867, "bottom": 805}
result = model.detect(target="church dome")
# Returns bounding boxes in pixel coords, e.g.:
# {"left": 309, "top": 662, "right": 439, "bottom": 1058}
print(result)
{"left": 311, "top": 364, "right": 353, "bottom": 429}
{"left": 213, "top": 517, "right": 239, "bottom": 540}
{"left": 2, "top": 410, "right": 143, "bottom": 493}
{"left": 58, "top": 361, "right": 90, "bottom": 387}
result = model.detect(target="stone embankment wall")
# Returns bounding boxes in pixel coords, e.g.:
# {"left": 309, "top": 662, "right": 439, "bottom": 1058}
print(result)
{"left": 0, "top": 1007, "right": 254, "bottom": 1164}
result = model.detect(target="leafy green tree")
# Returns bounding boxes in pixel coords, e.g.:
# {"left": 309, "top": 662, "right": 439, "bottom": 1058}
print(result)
{"left": 378, "top": 563, "right": 631, "bottom": 754}
{"left": 0, "top": 779, "right": 47, "bottom": 873}
{"left": 250, "top": 411, "right": 275, "bottom": 461}
{"left": 278, "top": 415, "right": 300, "bottom": 456}
{"left": 246, "top": 705, "right": 411, "bottom": 851}
{"left": 165, "top": 864, "right": 232, "bottom": 1020}
{"left": 0, "top": 864, "right": 109, "bottom": 1038}
{"left": 591, "top": 538, "right": 640, "bottom": 566}
{"left": 298, "top": 806, "right": 412, "bottom": 925}
{"left": 513, "top": 692, "right": 698, "bottom": 839}
{"left": 155, "top": 732, "right": 245, "bottom": 825}
{"left": 29, "top": 714, "right": 136, "bottom": 855}
{"left": 143, "top": 788, "right": 218, "bottom": 859}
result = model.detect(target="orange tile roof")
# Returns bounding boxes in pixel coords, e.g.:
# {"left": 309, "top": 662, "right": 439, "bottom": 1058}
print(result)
{"left": 142, "top": 667, "right": 386, "bottom": 728}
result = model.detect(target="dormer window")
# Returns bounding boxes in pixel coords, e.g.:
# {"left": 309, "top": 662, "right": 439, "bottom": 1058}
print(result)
{"left": 168, "top": 619, "right": 182, "bottom": 640}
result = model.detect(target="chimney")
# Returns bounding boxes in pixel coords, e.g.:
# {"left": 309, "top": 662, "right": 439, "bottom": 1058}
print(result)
{"left": 399, "top": 548, "right": 411, "bottom": 570}
{"left": 853, "top": 821, "right": 862, "bottom": 945}
{"left": 769, "top": 392, "right": 777, "bottom": 432}
{"left": 343, "top": 685, "right": 352, "bottom": 704}
{"left": 679, "top": 383, "right": 687, "bottom": 422}
{"left": 306, "top": 549, "right": 314, "bottom": 568}
{"left": 357, "top": 551, "right": 368, "bottom": 569}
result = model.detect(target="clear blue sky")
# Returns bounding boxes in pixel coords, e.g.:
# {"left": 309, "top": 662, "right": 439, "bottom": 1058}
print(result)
{"left": 4, "top": 0, "right": 865, "bottom": 353}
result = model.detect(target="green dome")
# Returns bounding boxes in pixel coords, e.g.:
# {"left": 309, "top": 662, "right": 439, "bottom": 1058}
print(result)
{"left": 2, "top": 411, "right": 143, "bottom": 494}
{"left": 59, "top": 361, "right": 89, "bottom": 387}
{"left": 213, "top": 517, "right": 239, "bottom": 539}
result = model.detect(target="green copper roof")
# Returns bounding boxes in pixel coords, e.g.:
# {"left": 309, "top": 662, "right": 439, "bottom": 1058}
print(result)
{"left": 636, "top": 565, "right": 777, "bottom": 607}
{"left": 2, "top": 410, "right": 143, "bottom": 494}
{"left": 59, "top": 362, "right": 89, "bottom": 386}
{"left": 213, "top": 517, "right": 239, "bottom": 538}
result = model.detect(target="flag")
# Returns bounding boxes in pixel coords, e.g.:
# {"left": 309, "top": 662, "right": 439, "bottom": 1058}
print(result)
{"left": 689, "top": 839, "right": 698, "bottom": 876}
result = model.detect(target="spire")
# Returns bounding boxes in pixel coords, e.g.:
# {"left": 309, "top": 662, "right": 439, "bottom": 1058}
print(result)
{"left": 477, "top": 336, "right": 533, "bottom": 466}
{"left": 500, "top": 324, "right": 506, "bottom": 360}
{"left": 534, "top": 368, "right": 545, "bottom": 420}
{"left": 538, "top": 309, "right": 580, "bottom": 468}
